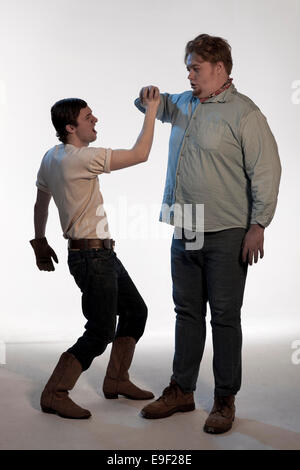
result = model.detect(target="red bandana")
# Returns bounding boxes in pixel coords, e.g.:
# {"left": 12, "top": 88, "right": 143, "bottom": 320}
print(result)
{"left": 199, "top": 77, "right": 233, "bottom": 103}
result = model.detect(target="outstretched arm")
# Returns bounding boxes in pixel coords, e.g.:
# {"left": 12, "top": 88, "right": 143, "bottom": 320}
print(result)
{"left": 134, "top": 86, "right": 177, "bottom": 123}
{"left": 110, "top": 86, "right": 160, "bottom": 171}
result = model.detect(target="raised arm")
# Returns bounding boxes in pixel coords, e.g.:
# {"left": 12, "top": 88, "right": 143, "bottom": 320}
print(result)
{"left": 110, "top": 86, "right": 160, "bottom": 171}
{"left": 134, "top": 87, "right": 177, "bottom": 123}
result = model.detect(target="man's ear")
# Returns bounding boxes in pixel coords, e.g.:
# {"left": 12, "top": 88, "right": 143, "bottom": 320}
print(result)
{"left": 65, "top": 124, "right": 75, "bottom": 134}
{"left": 216, "top": 61, "right": 225, "bottom": 74}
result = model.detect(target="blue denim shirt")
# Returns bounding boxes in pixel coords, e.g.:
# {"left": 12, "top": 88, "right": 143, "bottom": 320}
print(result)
{"left": 134, "top": 83, "right": 281, "bottom": 231}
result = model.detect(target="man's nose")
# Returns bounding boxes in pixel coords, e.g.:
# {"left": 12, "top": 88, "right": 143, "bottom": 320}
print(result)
{"left": 188, "top": 71, "right": 193, "bottom": 81}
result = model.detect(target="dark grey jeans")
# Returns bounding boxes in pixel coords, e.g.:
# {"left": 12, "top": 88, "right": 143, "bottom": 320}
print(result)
{"left": 170, "top": 227, "right": 248, "bottom": 397}
{"left": 67, "top": 247, "right": 148, "bottom": 371}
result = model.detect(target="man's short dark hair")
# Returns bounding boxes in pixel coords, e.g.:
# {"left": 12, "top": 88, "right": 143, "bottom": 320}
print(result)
{"left": 184, "top": 34, "right": 233, "bottom": 75}
{"left": 51, "top": 98, "right": 87, "bottom": 144}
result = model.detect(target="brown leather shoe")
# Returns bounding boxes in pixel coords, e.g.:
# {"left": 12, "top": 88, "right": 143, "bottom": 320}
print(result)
{"left": 103, "top": 336, "right": 154, "bottom": 400}
{"left": 203, "top": 395, "right": 235, "bottom": 434}
{"left": 40, "top": 352, "right": 91, "bottom": 419}
{"left": 140, "top": 379, "right": 195, "bottom": 419}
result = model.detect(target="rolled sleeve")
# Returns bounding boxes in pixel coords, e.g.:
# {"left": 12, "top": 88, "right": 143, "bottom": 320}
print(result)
{"left": 134, "top": 93, "right": 176, "bottom": 123}
{"left": 241, "top": 109, "right": 282, "bottom": 227}
{"left": 88, "top": 147, "right": 112, "bottom": 175}
{"left": 134, "top": 97, "right": 146, "bottom": 115}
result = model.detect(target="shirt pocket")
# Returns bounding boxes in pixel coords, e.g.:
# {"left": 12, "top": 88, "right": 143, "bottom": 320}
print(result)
{"left": 193, "top": 114, "right": 226, "bottom": 151}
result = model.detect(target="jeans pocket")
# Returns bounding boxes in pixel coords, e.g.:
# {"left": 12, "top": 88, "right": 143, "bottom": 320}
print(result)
{"left": 68, "top": 258, "right": 87, "bottom": 290}
{"left": 90, "top": 250, "right": 115, "bottom": 275}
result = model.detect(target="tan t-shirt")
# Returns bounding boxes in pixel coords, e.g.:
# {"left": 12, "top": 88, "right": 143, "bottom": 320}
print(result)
{"left": 36, "top": 143, "right": 112, "bottom": 239}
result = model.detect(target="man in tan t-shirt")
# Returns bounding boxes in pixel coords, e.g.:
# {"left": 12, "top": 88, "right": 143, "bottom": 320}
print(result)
{"left": 30, "top": 89, "right": 160, "bottom": 419}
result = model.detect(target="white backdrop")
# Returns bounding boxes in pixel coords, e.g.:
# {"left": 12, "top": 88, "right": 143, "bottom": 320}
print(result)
{"left": 0, "top": 0, "right": 299, "bottom": 343}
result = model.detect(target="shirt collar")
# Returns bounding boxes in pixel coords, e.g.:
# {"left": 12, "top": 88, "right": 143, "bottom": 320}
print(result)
{"left": 193, "top": 82, "right": 237, "bottom": 104}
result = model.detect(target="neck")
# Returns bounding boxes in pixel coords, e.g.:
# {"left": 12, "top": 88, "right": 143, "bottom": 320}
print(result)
{"left": 196, "top": 76, "right": 231, "bottom": 99}
{"left": 66, "top": 136, "right": 89, "bottom": 148}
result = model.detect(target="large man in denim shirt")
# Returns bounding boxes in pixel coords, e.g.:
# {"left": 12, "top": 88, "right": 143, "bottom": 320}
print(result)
{"left": 134, "top": 34, "right": 281, "bottom": 434}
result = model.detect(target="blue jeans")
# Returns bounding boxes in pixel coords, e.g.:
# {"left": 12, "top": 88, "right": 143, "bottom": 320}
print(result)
{"left": 67, "top": 248, "right": 148, "bottom": 371}
{"left": 170, "top": 227, "right": 248, "bottom": 396}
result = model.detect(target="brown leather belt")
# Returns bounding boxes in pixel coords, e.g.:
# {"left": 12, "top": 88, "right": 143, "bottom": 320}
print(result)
{"left": 68, "top": 238, "right": 115, "bottom": 250}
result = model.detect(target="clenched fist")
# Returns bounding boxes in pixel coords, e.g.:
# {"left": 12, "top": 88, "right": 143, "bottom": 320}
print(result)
{"left": 139, "top": 85, "right": 160, "bottom": 109}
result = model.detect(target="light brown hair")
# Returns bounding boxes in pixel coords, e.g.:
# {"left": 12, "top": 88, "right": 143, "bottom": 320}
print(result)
{"left": 184, "top": 34, "right": 233, "bottom": 75}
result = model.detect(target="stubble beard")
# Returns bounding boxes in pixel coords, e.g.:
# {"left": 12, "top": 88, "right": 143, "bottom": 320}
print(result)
{"left": 192, "top": 86, "right": 202, "bottom": 98}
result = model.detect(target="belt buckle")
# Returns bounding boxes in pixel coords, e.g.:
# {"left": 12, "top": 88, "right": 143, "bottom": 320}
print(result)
{"left": 103, "top": 238, "right": 115, "bottom": 250}
{"left": 103, "top": 238, "right": 110, "bottom": 250}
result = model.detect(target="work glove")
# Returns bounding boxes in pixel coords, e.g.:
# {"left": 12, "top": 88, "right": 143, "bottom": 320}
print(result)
{"left": 29, "top": 237, "right": 58, "bottom": 271}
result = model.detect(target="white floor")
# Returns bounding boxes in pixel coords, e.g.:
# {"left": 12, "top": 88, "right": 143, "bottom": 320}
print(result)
{"left": 0, "top": 335, "right": 300, "bottom": 450}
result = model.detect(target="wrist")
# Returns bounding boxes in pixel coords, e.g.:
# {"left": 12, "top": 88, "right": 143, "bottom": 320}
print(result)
{"left": 30, "top": 237, "right": 48, "bottom": 247}
{"left": 250, "top": 223, "right": 265, "bottom": 230}
{"left": 145, "top": 103, "right": 159, "bottom": 113}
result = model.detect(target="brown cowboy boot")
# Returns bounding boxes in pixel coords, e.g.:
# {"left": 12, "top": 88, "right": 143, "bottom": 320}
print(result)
{"left": 140, "top": 379, "right": 195, "bottom": 419}
{"left": 40, "top": 352, "right": 91, "bottom": 419}
{"left": 203, "top": 395, "right": 235, "bottom": 433}
{"left": 103, "top": 336, "right": 154, "bottom": 400}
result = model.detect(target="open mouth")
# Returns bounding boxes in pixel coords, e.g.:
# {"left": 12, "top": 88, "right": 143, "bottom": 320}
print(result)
{"left": 92, "top": 128, "right": 97, "bottom": 134}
